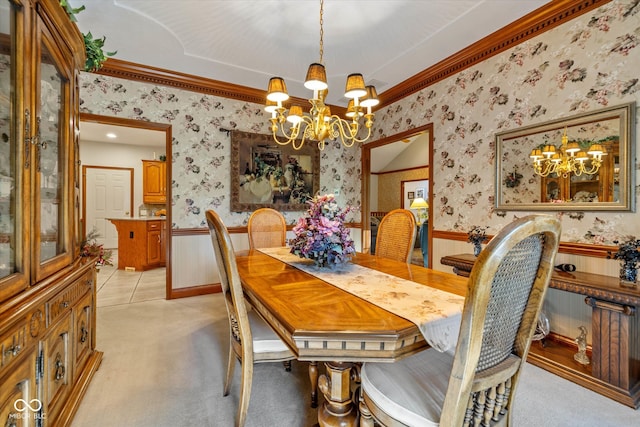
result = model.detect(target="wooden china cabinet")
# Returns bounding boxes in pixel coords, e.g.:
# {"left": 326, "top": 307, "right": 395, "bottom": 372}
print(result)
{"left": 0, "top": 1, "right": 102, "bottom": 426}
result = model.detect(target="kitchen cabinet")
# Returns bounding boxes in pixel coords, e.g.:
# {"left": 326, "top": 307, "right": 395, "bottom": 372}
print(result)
{"left": 109, "top": 218, "right": 166, "bottom": 270}
{"left": 142, "top": 160, "right": 167, "bottom": 204}
{"left": 0, "top": 1, "right": 102, "bottom": 425}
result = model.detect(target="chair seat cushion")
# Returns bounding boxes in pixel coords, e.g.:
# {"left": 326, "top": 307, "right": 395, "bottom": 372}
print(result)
{"left": 361, "top": 348, "right": 454, "bottom": 427}
{"left": 248, "top": 310, "right": 292, "bottom": 354}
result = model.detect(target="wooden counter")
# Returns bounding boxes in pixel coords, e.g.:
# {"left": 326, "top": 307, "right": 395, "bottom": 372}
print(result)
{"left": 108, "top": 218, "right": 166, "bottom": 271}
{"left": 441, "top": 253, "right": 640, "bottom": 408}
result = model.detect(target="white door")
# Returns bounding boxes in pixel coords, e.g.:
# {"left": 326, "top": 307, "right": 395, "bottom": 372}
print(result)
{"left": 85, "top": 168, "right": 132, "bottom": 249}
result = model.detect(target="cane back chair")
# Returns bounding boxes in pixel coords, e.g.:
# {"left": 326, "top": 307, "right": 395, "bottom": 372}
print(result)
{"left": 247, "top": 207, "right": 287, "bottom": 249}
{"left": 206, "top": 209, "right": 295, "bottom": 427}
{"left": 359, "top": 214, "right": 561, "bottom": 427}
{"left": 375, "top": 209, "right": 417, "bottom": 264}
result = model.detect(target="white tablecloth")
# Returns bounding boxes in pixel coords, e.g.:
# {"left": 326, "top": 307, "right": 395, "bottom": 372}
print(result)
{"left": 258, "top": 247, "right": 464, "bottom": 352}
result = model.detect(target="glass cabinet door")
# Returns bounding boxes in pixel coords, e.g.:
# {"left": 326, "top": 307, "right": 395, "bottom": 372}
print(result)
{"left": 33, "top": 17, "right": 73, "bottom": 282}
{"left": 0, "top": 0, "right": 29, "bottom": 299}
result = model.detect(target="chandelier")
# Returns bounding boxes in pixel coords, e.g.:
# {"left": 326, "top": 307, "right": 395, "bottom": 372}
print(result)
{"left": 529, "top": 128, "right": 605, "bottom": 178}
{"left": 265, "top": 0, "right": 378, "bottom": 150}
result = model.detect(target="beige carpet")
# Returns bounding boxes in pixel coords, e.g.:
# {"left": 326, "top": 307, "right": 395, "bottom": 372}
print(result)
{"left": 71, "top": 293, "right": 640, "bottom": 427}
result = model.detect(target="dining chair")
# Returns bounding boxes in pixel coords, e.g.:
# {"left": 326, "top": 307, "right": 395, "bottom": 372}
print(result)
{"left": 206, "top": 209, "right": 295, "bottom": 427}
{"left": 247, "top": 207, "right": 286, "bottom": 249}
{"left": 375, "top": 209, "right": 417, "bottom": 264}
{"left": 359, "top": 214, "right": 561, "bottom": 427}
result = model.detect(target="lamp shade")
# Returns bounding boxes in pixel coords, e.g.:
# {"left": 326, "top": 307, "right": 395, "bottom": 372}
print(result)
{"left": 287, "top": 105, "right": 303, "bottom": 124}
{"left": 304, "top": 63, "right": 328, "bottom": 91}
{"left": 360, "top": 85, "right": 379, "bottom": 108}
{"left": 345, "top": 100, "right": 363, "bottom": 118}
{"left": 410, "top": 197, "right": 429, "bottom": 209}
{"left": 264, "top": 100, "right": 278, "bottom": 114}
{"left": 267, "top": 77, "right": 289, "bottom": 102}
{"left": 344, "top": 73, "right": 366, "bottom": 99}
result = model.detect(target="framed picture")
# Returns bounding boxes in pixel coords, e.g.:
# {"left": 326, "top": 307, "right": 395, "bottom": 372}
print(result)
{"left": 231, "top": 130, "right": 320, "bottom": 212}
{"left": 407, "top": 191, "right": 415, "bottom": 200}
{"left": 416, "top": 188, "right": 425, "bottom": 199}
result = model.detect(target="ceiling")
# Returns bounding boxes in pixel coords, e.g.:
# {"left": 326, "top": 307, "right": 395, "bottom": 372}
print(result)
{"left": 74, "top": 0, "right": 551, "bottom": 107}
{"left": 80, "top": 121, "right": 165, "bottom": 147}
{"left": 76, "top": 1, "right": 550, "bottom": 171}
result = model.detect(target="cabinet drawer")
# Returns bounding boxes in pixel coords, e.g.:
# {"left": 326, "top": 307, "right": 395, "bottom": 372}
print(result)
{"left": 0, "top": 324, "right": 27, "bottom": 372}
{"left": 47, "top": 269, "right": 93, "bottom": 326}
{"left": 147, "top": 221, "right": 161, "bottom": 231}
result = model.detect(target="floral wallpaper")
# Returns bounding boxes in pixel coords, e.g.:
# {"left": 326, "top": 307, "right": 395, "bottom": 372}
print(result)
{"left": 78, "top": 78, "right": 362, "bottom": 228}
{"left": 369, "top": 0, "right": 640, "bottom": 245}
{"left": 78, "top": 0, "right": 639, "bottom": 244}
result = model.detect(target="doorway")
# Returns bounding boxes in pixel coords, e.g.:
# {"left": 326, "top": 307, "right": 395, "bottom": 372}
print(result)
{"left": 361, "top": 123, "right": 433, "bottom": 265}
{"left": 83, "top": 166, "right": 133, "bottom": 249}
{"left": 79, "top": 113, "right": 172, "bottom": 298}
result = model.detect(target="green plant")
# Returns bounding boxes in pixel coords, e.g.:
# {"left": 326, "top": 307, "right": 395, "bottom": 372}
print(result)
{"left": 60, "top": 1, "right": 117, "bottom": 72}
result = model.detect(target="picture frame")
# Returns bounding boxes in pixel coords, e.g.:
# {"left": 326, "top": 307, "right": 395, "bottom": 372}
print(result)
{"left": 416, "top": 188, "right": 425, "bottom": 199}
{"left": 230, "top": 130, "right": 320, "bottom": 212}
{"left": 407, "top": 191, "right": 415, "bottom": 200}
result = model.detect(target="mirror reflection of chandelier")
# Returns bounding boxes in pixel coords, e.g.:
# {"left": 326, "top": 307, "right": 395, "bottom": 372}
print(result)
{"left": 265, "top": 0, "right": 379, "bottom": 150}
{"left": 529, "top": 128, "right": 605, "bottom": 178}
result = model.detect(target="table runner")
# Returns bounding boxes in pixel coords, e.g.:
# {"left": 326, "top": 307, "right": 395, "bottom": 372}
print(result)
{"left": 258, "top": 247, "right": 465, "bottom": 352}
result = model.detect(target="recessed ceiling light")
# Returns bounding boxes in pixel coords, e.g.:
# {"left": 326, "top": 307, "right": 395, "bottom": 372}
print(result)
{"left": 106, "top": 132, "right": 117, "bottom": 139}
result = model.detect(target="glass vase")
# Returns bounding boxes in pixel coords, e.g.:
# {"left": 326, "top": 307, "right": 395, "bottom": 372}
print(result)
{"left": 473, "top": 242, "right": 482, "bottom": 257}
{"left": 619, "top": 261, "right": 638, "bottom": 287}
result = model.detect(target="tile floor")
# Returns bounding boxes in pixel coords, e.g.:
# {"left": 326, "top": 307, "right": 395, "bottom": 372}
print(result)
{"left": 96, "top": 251, "right": 166, "bottom": 307}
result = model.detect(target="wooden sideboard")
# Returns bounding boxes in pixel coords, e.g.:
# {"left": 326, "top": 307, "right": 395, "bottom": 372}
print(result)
{"left": 441, "top": 253, "right": 640, "bottom": 408}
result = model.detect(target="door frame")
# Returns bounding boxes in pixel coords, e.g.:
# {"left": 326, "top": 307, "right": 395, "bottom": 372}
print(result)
{"left": 80, "top": 113, "right": 173, "bottom": 298}
{"left": 361, "top": 123, "right": 433, "bottom": 265}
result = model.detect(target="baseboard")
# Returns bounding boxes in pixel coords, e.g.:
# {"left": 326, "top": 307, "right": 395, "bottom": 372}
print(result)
{"left": 169, "top": 283, "right": 221, "bottom": 299}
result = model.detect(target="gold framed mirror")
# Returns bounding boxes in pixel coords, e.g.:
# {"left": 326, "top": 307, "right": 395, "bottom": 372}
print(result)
{"left": 495, "top": 102, "right": 635, "bottom": 211}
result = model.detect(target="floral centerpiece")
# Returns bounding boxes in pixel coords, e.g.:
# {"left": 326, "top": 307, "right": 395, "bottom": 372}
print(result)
{"left": 289, "top": 194, "right": 355, "bottom": 268}
{"left": 80, "top": 227, "right": 114, "bottom": 267}
{"left": 467, "top": 225, "right": 489, "bottom": 257}
{"left": 607, "top": 237, "right": 640, "bottom": 284}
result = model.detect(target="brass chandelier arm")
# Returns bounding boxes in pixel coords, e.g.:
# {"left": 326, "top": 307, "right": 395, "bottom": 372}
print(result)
{"left": 325, "top": 114, "right": 374, "bottom": 147}
{"left": 532, "top": 156, "right": 603, "bottom": 178}
{"left": 270, "top": 112, "right": 374, "bottom": 151}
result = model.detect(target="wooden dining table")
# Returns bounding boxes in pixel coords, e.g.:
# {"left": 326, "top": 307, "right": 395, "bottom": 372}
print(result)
{"left": 235, "top": 249, "right": 468, "bottom": 427}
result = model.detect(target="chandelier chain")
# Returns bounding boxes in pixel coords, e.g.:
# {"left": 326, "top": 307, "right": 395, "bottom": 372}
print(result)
{"left": 265, "top": 0, "right": 378, "bottom": 150}
{"left": 318, "top": 0, "right": 324, "bottom": 64}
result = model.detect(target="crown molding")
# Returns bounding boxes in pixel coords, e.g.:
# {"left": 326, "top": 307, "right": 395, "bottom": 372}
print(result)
{"left": 95, "top": 58, "right": 348, "bottom": 117}
{"left": 94, "top": 0, "right": 608, "bottom": 112}
{"left": 379, "top": 0, "right": 609, "bottom": 106}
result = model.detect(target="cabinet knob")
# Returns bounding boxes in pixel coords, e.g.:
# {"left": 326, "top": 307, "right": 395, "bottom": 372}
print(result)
{"left": 80, "top": 325, "right": 88, "bottom": 344}
{"left": 3, "top": 344, "right": 21, "bottom": 357}
{"left": 60, "top": 301, "right": 69, "bottom": 309}
{"left": 54, "top": 353, "right": 66, "bottom": 381}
